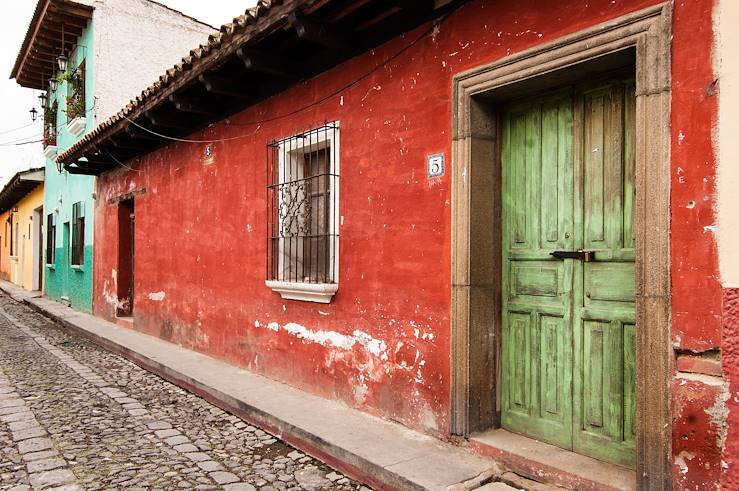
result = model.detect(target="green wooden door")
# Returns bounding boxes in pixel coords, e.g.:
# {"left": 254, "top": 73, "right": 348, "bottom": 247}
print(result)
{"left": 501, "top": 81, "right": 636, "bottom": 467}
{"left": 501, "top": 92, "right": 575, "bottom": 450}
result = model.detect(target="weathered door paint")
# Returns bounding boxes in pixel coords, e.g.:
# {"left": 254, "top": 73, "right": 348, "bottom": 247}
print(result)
{"left": 572, "top": 82, "right": 636, "bottom": 467}
{"left": 501, "top": 81, "right": 636, "bottom": 467}
{"left": 501, "top": 92, "right": 575, "bottom": 450}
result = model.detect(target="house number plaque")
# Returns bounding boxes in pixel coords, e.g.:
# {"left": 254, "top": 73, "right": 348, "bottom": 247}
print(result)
{"left": 427, "top": 153, "right": 444, "bottom": 179}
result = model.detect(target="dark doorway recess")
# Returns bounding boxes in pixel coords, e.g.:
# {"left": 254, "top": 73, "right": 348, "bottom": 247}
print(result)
{"left": 117, "top": 199, "right": 135, "bottom": 317}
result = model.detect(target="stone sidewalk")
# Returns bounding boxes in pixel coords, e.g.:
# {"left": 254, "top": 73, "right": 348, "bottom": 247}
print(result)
{"left": 0, "top": 281, "right": 526, "bottom": 491}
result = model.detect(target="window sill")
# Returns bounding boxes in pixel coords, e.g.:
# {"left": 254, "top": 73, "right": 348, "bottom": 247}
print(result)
{"left": 71, "top": 264, "right": 84, "bottom": 272}
{"left": 43, "top": 145, "right": 58, "bottom": 160}
{"left": 67, "top": 117, "right": 86, "bottom": 137}
{"left": 45, "top": 264, "right": 55, "bottom": 270}
{"left": 265, "top": 280, "right": 338, "bottom": 304}
{"left": 10, "top": 256, "right": 18, "bottom": 261}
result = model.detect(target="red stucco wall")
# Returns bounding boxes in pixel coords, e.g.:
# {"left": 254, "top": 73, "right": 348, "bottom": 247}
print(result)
{"left": 669, "top": 0, "right": 729, "bottom": 488}
{"left": 92, "top": 0, "right": 731, "bottom": 486}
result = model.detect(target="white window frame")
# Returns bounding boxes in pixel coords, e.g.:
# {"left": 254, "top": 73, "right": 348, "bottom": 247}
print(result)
{"left": 266, "top": 122, "right": 340, "bottom": 303}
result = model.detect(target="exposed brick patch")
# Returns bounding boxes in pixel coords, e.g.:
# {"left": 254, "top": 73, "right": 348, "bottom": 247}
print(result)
{"left": 676, "top": 352, "right": 722, "bottom": 377}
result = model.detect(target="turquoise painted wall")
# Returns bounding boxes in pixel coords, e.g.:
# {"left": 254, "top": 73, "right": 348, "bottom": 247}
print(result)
{"left": 43, "top": 19, "right": 95, "bottom": 313}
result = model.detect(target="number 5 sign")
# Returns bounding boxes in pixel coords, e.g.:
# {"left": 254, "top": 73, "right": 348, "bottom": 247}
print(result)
{"left": 427, "top": 153, "right": 445, "bottom": 179}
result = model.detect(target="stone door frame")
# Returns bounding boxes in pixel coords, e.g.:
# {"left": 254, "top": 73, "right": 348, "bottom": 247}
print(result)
{"left": 450, "top": 4, "right": 672, "bottom": 489}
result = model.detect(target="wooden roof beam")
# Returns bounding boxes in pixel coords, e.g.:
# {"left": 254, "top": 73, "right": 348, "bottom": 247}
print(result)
{"left": 110, "top": 137, "right": 151, "bottom": 152}
{"left": 145, "top": 110, "right": 198, "bottom": 129}
{"left": 168, "top": 94, "right": 221, "bottom": 116}
{"left": 125, "top": 125, "right": 160, "bottom": 141}
{"left": 237, "top": 47, "right": 292, "bottom": 77}
{"left": 78, "top": 155, "right": 115, "bottom": 166}
{"left": 198, "top": 74, "right": 251, "bottom": 99}
{"left": 384, "top": 0, "right": 434, "bottom": 11}
{"left": 289, "top": 12, "right": 349, "bottom": 50}
{"left": 38, "top": 23, "right": 84, "bottom": 39}
{"left": 67, "top": 166, "right": 107, "bottom": 175}
{"left": 45, "top": 12, "right": 90, "bottom": 29}
{"left": 48, "top": 1, "right": 94, "bottom": 20}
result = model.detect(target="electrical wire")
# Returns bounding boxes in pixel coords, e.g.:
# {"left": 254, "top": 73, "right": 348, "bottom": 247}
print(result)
{"left": 0, "top": 133, "right": 43, "bottom": 146}
{"left": 103, "top": 150, "right": 142, "bottom": 174}
{"left": 0, "top": 122, "right": 39, "bottom": 136}
{"left": 121, "top": 12, "right": 450, "bottom": 145}
{"left": 0, "top": 139, "right": 43, "bottom": 147}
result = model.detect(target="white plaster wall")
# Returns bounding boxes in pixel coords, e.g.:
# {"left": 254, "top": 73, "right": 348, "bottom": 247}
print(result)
{"left": 717, "top": 0, "right": 739, "bottom": 288}
{"left": 92, "top": 0, "right": 215, "bottom": 122}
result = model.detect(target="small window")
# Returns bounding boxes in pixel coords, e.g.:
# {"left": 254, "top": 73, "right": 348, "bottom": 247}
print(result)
{"left": 9, "top": 215, "right": 13, "bottom": 255}
{"left": 46, "top": 213, "right": 56, "bottom": 265}
{"left": 71, "top": 202, "right": 85, "bottom": 266}
{"left": 266, "top": 123, "right": 340, "bottom": 303}
{"left": 13, "top": 219, "right": 18, "bottom": 258}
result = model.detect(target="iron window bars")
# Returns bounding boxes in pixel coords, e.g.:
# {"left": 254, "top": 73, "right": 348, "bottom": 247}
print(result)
{"left": 267, "top": 122, "right": 339, "bottom": 285}
{"left": 46, "top": 213, "right": 56, "bottom": 265}
{"left": 71, "top": 201, "right": 84, "bottom": 266}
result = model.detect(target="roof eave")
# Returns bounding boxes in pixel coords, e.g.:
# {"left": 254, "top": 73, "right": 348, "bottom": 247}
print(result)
{"left": 10, "top": 0, "right": 94, "bottom": 90}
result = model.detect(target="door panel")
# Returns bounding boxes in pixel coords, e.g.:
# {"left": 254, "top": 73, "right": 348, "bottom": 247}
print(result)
{"left": 501, "top": 93, "right": 574, "bottom": 449}
{"left": 501, "top": 81, "right": 636, "bottom": 468}
{"left": 573, "top": 82, "right": 636, "bottom": 467}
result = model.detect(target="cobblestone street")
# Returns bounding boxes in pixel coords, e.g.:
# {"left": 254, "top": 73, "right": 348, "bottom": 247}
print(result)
{"left": 0, "top": 293, "right": 364, "bottom": 491}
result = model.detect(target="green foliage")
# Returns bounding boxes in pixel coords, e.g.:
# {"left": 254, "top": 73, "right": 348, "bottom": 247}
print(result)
{"left": 65, "top": 94, "right": 85, "bottom": 119}
{"left": 58, "top": 65, "right": 85, "bottom": 119}
{"left": 43, "top": 100, "right": 57, "bottom": 127}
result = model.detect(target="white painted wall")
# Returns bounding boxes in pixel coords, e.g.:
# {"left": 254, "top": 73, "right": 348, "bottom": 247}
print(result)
{"left": 92, "top": 0, "right": 215, "bottom": 122}
{"left": 717, "top": 0, "right": 739, "bottom": 287}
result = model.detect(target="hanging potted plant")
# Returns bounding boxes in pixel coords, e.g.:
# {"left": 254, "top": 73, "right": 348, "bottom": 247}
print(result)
{"left": 59, "top": 66, "right": 86, "bottom": 137}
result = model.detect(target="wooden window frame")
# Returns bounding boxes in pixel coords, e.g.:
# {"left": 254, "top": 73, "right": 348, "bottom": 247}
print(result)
{"left": 71, "top": 201, "right": 85, "bottom": 266}
{"left": 46, "top": 213, "right": 56, "bottom": 266}
{"left": 8, "top": 215, "right": 13, "bottom": 257}
{"left": 450, "top": 4, "right": 672, "bottom": 489}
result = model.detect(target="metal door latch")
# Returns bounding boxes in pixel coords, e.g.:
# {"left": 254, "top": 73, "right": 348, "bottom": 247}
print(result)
{"left": 550, "top": 250, "right": 595, "bottom": 262}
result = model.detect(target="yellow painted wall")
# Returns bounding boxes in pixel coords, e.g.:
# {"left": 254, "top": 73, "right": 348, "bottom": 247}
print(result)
{"left": 7, "top": 185, "right": 45, "bottom": 291}
{"left": 0, "top": 210, "right": 10, "bottom": 281}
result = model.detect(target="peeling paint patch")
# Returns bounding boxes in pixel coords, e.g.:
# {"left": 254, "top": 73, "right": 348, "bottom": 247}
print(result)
{"left": 148, "top": 291, "right": 166, "bottom": 301}
{"left": 260, "top": 321, "right": 389, "bottom": 360}
{"left": 675, "top": 450, "right": 696, "bottom": 475}
{"left": 706, "top": 381, "right": 730, "bottom": 452}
